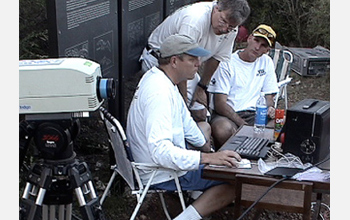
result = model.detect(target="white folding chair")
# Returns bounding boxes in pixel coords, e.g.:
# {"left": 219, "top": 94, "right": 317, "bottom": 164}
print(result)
{"left": 268, "top": 48, "right": 294, "bottom": 109}
{"left": 98, "top": 107, "right": 187, "bottom": 220}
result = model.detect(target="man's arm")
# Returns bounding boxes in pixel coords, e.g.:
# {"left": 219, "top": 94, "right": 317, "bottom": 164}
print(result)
{"left": 265, "top": 94, "right": 275, "bottom": 107}
{"left": 214, "top": 93, "right": 247, "bottom": 126}
{"left": 190, "top": 58, "right": 220, "bottom": 107}
{"left": 265, "top": 93, "right": 276, "bottom": 119}
{"left": 199, "top": 58, "right": 220, "bottom": 85}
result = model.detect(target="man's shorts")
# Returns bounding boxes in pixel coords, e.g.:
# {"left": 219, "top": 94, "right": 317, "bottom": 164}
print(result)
{"left": 151, "top": 165, "right": 226, "bottom": 191}
{"left": 211, "top": 110, "right": 256, "bottom": 126}
{"left": 236, "top": 110, "right": 256, "bottom": 125}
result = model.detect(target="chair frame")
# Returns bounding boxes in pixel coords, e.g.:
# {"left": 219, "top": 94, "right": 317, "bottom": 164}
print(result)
{"left": 98, "top": 107, "right": 186, "bottom": 220}
{"left": 269, "top": 48, "right": 294, "bottom": 109}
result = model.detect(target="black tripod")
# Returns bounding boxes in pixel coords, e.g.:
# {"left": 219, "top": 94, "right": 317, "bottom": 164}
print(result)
{"left": 19, "top": 116, "right": 105, "bottom": 220}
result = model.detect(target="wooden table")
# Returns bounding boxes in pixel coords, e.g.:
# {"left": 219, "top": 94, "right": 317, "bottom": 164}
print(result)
{"left": 202, "top": 125, "right": 330, "bottom": 219}
{"left": 203, "top": 164, "right": 330, "bottom": 219}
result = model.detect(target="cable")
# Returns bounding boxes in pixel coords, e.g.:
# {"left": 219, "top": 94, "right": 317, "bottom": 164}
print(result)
{"left": 236, "top": 155, "right": 330, "bottom": 220}
{"left": 236, "top": 176, "right": 288, "bottom": 220}
{"left": 267, "top": 143, "right": 304, "bottom": 168}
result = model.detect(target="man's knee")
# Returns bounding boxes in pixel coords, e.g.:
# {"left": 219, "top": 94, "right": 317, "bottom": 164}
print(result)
{"left": 211, "top": 118, "right": 235, "bottom": 136}
{"left": 196, "top": 121, "right": 212, "bottom": 152}
{"left": 198, "top": 121, "right": 211, "bottom": 134}
{"left": 210, "top": 116, "right": 237, "bottom": 148}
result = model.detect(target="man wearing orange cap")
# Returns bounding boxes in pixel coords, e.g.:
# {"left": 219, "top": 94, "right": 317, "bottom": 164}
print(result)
{"left": 208, "top": 24, "right": 279, "bottom": 148}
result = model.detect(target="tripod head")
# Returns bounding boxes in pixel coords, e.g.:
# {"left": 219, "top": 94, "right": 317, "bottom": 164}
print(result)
{"left": 20, "top": 114, "right": 80, "bottom": 163}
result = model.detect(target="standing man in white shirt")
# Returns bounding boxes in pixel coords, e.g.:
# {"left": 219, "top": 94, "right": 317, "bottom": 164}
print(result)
{"left": 139, "top": 0, "right": 250, "bottom": 123}
{"left": 127, "top": 35, "right": 242, "bottom": 220}
{"left": 208, "top": 24, "right": 279, "bottom": 148}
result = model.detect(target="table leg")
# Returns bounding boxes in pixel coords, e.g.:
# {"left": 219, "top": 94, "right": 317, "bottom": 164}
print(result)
{"left": 234, "top": 177, "right": 243, "bottom": 219}
{"left": 311, "top": 193, "right": 323, "bottom": 220}
{"left": 302, "top": 184, "right": 313, "bottom": 220}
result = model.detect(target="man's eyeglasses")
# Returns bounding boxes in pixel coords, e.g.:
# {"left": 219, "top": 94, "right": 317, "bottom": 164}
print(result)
{"left": 218, "top": 10, "right": 236, "bottom": 32}
{"left": 253, "top": 28, "right": 276, "bottom": 44}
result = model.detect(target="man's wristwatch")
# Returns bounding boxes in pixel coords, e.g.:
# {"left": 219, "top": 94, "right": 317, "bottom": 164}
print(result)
{"left": 197, "top": 82, "right": 208, "bottom": 90}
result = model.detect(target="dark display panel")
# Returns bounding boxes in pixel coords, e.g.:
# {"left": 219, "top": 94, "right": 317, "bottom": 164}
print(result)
{"left": 118, "top": 0, "right": 163, "bottom": 121}
{"left": 164, "top": 0, "right": 193, "bottom": 16}
{"left": 47, "top": 0, "right": 120, "bottom": 116}
{"left": 119, "top": 0, "right": 163, "bottom": 77}
{"left": 48, "top": 0, "right": 119, "bottom": 78}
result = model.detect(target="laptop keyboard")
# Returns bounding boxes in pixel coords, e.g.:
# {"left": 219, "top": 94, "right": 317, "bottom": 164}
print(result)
{"left": 220, "top": 136, "right": 270, "bottom": 160}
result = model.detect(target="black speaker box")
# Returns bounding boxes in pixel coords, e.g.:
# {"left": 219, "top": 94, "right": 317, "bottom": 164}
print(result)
{"left": 283, "top": 99, "right": 330, "bottom": 164}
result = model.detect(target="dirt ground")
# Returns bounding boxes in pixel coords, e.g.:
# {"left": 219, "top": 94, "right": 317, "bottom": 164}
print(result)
{"left": 70, "top": 69, "right": 330, "bottom": 220}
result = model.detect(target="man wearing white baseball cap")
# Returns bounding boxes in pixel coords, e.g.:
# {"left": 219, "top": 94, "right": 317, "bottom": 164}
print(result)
{"left": 127, "top": 34, "right": 241, "bottom": 220}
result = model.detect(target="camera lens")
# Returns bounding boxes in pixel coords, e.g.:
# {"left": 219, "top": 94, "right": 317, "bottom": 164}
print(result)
{"left": 97, "top": 78, "right": 116, "bottom": 100}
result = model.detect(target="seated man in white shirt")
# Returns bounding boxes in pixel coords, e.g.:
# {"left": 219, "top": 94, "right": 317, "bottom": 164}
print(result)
{"left": 208, "top": 24, "right": 279, "bottom": 148}
{"left": 127, "top": 34, "right": 242, "bottom": 220}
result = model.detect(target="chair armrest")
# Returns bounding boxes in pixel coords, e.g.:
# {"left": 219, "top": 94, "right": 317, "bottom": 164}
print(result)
{"left": 133, "top": 162, "right": 177, "bottom": 172}
{"left": 277, "top": 76, "right": 292, "bottom": 88}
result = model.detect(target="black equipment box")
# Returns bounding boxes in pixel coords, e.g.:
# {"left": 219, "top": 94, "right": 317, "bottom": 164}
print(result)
{"left": 283, "top": 99, "right": 330, "bottom": 164}
{"left": 288, "top": 46, "right": 330, "bottom": 76}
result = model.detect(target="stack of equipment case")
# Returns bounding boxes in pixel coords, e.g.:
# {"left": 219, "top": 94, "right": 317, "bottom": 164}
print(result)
{"left": 288, "top": 46, "right": 330, "bottom": 76}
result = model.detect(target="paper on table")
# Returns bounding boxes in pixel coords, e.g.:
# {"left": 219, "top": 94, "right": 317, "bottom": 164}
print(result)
{"left": 293, "top": 167, "right": 330, "bottom": 181}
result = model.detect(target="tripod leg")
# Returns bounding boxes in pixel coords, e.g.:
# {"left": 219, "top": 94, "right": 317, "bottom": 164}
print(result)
{"left": 21, "top": 160, "right": 105, "bottom": 220}
{"left": 21, "top": 163, "right": 77, "bottom": 220}
{"left": 24, "top": 187, "right": 47, "bottom": 220}
{"left": 36, "top": 188, "right": 46, "bottom": 205}
{"left": 71, "top": 162, "right": 105, "bottom": 220}
{"left": 66, "top": 204, "right": 72, "bottom": 220}
{"left": 43, "top": 205, "right": 48, "bottom": 220}
{"left": 87, "top": 181, "right": 97, "bottom": 199}
{"left": 74, "top": 182, "right": 105, "bottom": 220}
{"left": 22, "top": 182, "right": 32, "bottom": 200}
{"left": 75, "top": 187, "right": 86, "bottom": 206}
{"left": 49, "top": 205, "right": 55, "bottom": 220}
{"left": 59, "top": 205, "right": 65, "bottom": 220}
{"left": 41, "top": 204, "right": 72, "bottom": 220}
{"left": 25, "top": 180, "right": 50, "bottom": 219}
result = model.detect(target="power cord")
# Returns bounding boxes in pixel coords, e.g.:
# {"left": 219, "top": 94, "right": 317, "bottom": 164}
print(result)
{"left": 236, "top": 176, "right": 288, "bottom": 220}
{"left": 236, "top": 155, "right": 330, "bottom": 220}
{"left": 267, "top": 142, "right": 304, "bottom": 168}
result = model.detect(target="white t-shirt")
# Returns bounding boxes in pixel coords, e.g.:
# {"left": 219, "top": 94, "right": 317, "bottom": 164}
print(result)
{"left": 208, "top": 50, "right": 279, "bottom": 112}
{"left": 148, "top": 1, "right": 237, "bottom": 63}
{"left": 126, "top": 67, "right": 206, "bottom": 185}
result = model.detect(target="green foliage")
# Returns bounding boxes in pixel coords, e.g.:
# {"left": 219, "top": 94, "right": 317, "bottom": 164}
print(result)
{"left": 19, "top": 0, "right": 49, "bottom": 59}
{"left": 18, "top": 0, "right": 330, "bottom": 59}
{"left": 246, "top": 0, "right": 330, "bottom": 48}
{"left": 305, "top": 0, "right": 330, "bottom": 48}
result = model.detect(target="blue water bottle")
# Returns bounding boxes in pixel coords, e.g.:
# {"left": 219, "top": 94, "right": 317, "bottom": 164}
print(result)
{"left": 254, "top": 92, "right": 267, "bottom": 133}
